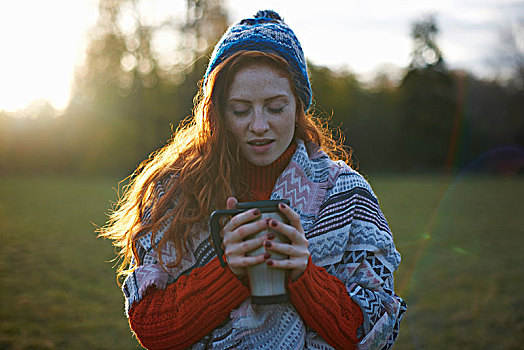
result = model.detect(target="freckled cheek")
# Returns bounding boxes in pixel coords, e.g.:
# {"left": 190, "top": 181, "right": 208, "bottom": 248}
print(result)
{"left": 277, "top": 116, "right": 296, "bottom": 137}
{"left": 227, "top": 120, "right": 249, "bottom": 139}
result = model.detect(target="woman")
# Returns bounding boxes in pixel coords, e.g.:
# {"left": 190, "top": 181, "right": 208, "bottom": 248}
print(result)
{"left": 100, "top": 10, "right": 406, "bottom": 349}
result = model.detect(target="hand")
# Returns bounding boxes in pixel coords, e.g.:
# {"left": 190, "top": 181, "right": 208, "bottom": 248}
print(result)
{"left": 222, "top": 197, "right": 271, "bottom": 278}
{"left": 263, "top": 202, "right": 310, "bottom": 281}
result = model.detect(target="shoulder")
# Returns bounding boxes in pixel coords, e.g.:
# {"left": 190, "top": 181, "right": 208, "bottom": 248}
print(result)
{"left": 326, "top": 165, "right": 377, "bottom": 203}
{"left": 298, "top": 140, "right": 376, "bottom": 200}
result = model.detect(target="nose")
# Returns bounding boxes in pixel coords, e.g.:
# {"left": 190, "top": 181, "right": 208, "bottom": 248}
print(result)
{"left": 249, "top": 108, "right": 269, "bottom": 134}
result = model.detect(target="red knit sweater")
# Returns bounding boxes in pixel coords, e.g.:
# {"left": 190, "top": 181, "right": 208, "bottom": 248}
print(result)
{"left": 128, "top": 143, "right": 363, "bottom": 349}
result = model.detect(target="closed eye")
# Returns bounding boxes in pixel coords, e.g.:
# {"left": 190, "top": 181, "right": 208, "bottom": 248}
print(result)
{"left": 268, "top": 106, "right": 285, "bottom": 114}
{"left": 233, "top": 109, "right": 250, "bottom": 117}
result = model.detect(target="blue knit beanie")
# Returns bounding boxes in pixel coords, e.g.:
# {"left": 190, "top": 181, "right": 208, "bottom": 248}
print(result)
{"left": 204, "top": 10, "right": 311, "bottom": 110}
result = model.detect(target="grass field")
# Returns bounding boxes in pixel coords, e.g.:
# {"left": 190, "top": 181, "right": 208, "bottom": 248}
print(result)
{"left": 1, "top": 174, "right": 523, "bottom": 349}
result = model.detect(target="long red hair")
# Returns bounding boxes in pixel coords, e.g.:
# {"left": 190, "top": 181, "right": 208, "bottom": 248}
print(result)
{"left": 99, "top": 51, "right": 351, "bottom": 281}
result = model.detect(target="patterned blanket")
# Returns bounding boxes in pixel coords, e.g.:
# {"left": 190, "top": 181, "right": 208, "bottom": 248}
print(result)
{"left": 123, "top": 139, "right": 406, "bottom": 349}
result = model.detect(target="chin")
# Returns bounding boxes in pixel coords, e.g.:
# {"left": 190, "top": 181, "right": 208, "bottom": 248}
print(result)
{"left": 251, "top": 160, "right": 271, "bottom": 167}
{"left": 249, "top": 156, "right": 275, "bottom": 167}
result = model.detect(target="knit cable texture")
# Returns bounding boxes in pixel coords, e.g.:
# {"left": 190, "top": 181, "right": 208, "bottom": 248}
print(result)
{"left": 289, "top": 256, "right": 363, "bottom": 349}
{"left": 129, "top": 257, "right": 249, "bottom": 350}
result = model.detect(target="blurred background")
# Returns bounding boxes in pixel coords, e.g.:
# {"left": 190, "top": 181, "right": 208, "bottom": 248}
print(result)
{"left": 0, "top": 0, "right": 523, "bottom": 349}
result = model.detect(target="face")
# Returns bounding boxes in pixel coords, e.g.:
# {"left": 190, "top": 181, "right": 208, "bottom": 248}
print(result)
{"left": 225, "top": 64, "right": 297, "bottom": 166}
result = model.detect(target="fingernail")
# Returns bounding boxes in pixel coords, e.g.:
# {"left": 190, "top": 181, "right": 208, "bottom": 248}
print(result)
{"left": 264, "top": 252, "right": 271, "bottom": 259}
{"left": 271, "top": 220, "right": 278, "bottom": 227}
{"left": 266, "top": 218, "right": 271, "bottom": 225}
{"left": 267, "top": 232, "right": 275, "bottom": 240}
{"left": 266, "top": 260, "right": 274, "bottom": 266}
{"left": 265, "top": 240, "right": 272, "bottom": 247}
{"left": 253, "top": 209, "right": 260, "bottom": 216}
{"left": 279, "top": 203, "right": 285, "bottom": 209}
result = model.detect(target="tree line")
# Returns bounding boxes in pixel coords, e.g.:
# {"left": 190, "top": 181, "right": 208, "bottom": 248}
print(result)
{"left": 1, "top": 1, "right": 523, "bottom": 176}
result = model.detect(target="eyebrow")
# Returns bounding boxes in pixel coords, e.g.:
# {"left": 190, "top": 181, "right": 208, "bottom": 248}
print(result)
{"left": 228, "top": 94, "right": 289, "bottom": 103}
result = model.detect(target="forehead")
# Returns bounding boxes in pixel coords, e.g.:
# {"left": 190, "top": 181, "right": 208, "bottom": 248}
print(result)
{"left": 228, "top": 64, "right": 294, "bottom": 100}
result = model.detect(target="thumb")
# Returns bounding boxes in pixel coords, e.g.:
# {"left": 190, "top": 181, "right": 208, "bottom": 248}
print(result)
{"left": 226, "top": 196, "right": 238, "bottom": 210}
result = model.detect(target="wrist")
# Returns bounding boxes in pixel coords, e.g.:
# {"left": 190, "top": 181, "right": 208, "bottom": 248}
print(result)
{"left": 290, "top": 256, "right": 310, "bottom": 281}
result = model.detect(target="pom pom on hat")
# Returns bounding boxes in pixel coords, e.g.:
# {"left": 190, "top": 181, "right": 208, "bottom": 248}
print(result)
{"left": 204, "top": 10, "right": 311, "bottom": 111}
{"left": 254, "top": 10, "right": 282, "bottom": 20}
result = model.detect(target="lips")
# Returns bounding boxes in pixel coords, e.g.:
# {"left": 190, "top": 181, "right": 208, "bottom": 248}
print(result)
{"left": 248, "top": 139, "right": 273, "bottom": 146}
{"left": 247, "top": 139, "right": 274, "bottom": 153}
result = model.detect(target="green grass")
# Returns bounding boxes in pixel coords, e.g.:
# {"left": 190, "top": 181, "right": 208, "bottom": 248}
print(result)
{"left": 0, "top": 176, "right": 140, "bottom": 349}
{"left": 371, "top": 174, "right": 524, "bottom": 349}
{"left": 1, "top": 174, "right": 523, "bottom": 349}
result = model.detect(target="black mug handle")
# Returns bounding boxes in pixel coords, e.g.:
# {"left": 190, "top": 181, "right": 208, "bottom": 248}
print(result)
{"left": 209, "top": 209, "right": 243, "bottom": 267}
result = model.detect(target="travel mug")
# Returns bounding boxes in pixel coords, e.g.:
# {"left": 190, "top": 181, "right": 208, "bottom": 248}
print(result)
{"left": 209, "top": 199, "right": 290, "bottom": 304}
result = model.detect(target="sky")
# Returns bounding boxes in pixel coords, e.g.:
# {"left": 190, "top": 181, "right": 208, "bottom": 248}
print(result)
{"left": 0, "top": 0, "right": 522, "bottom": 113}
